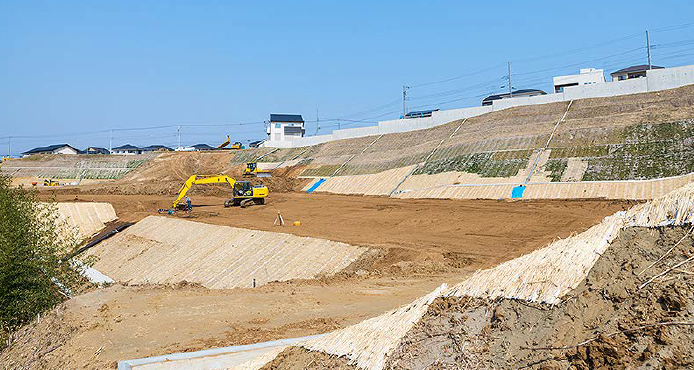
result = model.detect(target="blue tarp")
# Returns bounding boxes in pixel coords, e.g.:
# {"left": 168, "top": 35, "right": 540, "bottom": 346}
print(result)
{"left": 511, "top": 185, "right": 526, "bottom": 199}
{"left": 306, "top": 178, "right": 326, "bottom": 193}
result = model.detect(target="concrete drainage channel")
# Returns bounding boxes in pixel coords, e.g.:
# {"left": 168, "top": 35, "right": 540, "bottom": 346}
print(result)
{"left": 118, "top": 334, "right": 326, "bottom": 370}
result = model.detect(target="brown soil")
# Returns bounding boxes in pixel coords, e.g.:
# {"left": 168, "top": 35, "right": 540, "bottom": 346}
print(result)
{"left": 261, "top": 346, "right": 355, "bottom": 370}
{"left": 0, "top": 274, "right": 453, "bottom": 370}
{"left": 43, "top": 192, "right": 632, "bottom": 272}
{"left": 0, "top": 192, "right": 628, "bottom": 369}
{"left": 384, "top": 225, "right": 694, "bottom": 370}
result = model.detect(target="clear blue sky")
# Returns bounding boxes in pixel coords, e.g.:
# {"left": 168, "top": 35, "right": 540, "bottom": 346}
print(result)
{"left": 1, "top": 0, "right": 693, "bottom": 155}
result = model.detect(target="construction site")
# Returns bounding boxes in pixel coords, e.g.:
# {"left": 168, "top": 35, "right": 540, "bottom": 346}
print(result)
{"left": 1, "top": 82, "right": 694, "bottom": 369}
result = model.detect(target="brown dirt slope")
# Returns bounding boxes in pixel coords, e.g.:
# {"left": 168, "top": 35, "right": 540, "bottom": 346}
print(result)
{"left": 384, "top": 225, "right": 694, "bottom": 370}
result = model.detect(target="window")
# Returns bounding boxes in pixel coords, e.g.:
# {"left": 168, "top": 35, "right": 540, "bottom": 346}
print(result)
{"left": 618, "top": 75, "right": 627, "bottom": 81}
{"left": 275, "top": 123, "right": 281, "bottom": 128}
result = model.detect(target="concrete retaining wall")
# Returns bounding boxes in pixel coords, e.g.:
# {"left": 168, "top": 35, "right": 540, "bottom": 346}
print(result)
{"left": 302, "top": 165, "right": 416, "bottom": 196}
{"left": 395, "top": 172, "right": 694, "bottom": 200}
{"left": 264, "top": 65, "right": 694, "bottom": 148}
{"left": 88, "top": 216, "right": 368, "bottom": 289}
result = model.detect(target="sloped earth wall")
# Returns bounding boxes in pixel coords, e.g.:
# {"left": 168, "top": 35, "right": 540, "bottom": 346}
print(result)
{"left": 56, "top": 202, "right": 118, "bottom": 239}
{"left": 228, "top": 182, "right": 694, "bottom": 369}
{"left": 1, "top": 154, "right": 156, "bottom": 179}
{"left": 385, "top": 225, "right": 694, "bottom": 369}
{"left": 286, "top": 86, "right": 694, "bottom": 179}
{"left": 87, "top": 216, "right": 368, "bottom": 289}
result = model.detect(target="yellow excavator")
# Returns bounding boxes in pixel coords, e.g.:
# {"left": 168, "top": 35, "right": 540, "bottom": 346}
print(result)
{"left": 243, "top": 162, "right": 272, "bottom": 178}
{"left": 218, "top": 135, "right": 231, "bottom": 149}
{"left": 172, "top": 175, "right": 268, "bottom": 211}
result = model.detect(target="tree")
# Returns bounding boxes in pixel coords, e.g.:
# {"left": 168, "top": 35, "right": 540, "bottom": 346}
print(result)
{"left": 0, "top": 175, "right": 85, "bottom": 344}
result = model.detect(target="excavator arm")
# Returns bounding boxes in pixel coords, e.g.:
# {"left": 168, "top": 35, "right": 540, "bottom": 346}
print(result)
{"left": 218, "top": 135, "right": 231, "bottom": 149}
{"left": 173, "top": 175, "right": 236, "bottom": 208}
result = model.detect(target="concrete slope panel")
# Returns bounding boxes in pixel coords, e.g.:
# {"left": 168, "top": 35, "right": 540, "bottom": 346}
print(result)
{"left": 56, "top": 202, "right": 118, "bottom": 239}
{"left": 87, "top": 216, "right": 368, "bottom": 289}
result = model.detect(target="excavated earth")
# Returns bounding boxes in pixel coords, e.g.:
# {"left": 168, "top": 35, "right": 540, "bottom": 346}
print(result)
{"left": 385, "top": 225, "right": 694, "bottom": 370}
{"left": 0, "top": 193, "right": 630, "bottom": 369}
{"left": 261, "top": 225, "right": 694, "bottom": 370}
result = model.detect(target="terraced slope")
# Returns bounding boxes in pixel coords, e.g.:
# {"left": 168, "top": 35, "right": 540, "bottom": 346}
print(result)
{"left": 269, "top": 85, "right": 694, "bottom": 199}
{"left": 1, "top": 153, "right": 157, "bottom": 179}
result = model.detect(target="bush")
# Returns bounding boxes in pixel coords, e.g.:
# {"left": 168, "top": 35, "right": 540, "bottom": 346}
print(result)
{"left": 0, "top": 175, "right": 85, "bottom": 345}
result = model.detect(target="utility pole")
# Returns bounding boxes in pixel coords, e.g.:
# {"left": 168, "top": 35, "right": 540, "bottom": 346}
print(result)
{"left": 7, "top": 136, "right": 11, "bottom": 157}
{"left": 646, "top": 30, "right": 652, "bottom": 70}
{"left": 507, "top": 62, "right": 513, "bottom": 97}
{"left": 109, "top": 129, "right": 113, "bottom": 153}
{"left": 315, "top": 108, "right": 319, "bottom": 135}
{"left": 177, "top": 126, "right": 181, "bottom": 148}
{"left": 402, "top": 85, "right": 410, "bottom": 117}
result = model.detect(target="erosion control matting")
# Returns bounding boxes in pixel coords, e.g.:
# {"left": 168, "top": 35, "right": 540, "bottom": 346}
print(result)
{"left": 385, "top": 225, "right": 694, "bottom": 370}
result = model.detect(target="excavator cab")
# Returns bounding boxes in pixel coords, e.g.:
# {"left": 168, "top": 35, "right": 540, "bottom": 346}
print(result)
{"left": 233, "top": 181, "right": 253, "bottom": 197}
{"left": 227, "top": 181, "right": 267, "bottom": 207}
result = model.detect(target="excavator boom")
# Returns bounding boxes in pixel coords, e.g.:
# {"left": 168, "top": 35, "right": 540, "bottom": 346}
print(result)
{"left": 171, "top": 174, "right": 268, "bottom": 210}
{"left": 218, "top": 135, "right": 231, "bottom": 149}
{"left": 173, "top": 175, "right": 236, "bottom": 208}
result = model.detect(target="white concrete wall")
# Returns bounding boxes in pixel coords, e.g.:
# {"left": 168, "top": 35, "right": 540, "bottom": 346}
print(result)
{"left": 262, "top": 65, "right": 694, "bottom": 149}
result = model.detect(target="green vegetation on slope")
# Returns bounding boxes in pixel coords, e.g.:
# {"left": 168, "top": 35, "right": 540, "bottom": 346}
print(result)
{"left": 0, "top": 176, "right": 87, "bottom": 346}
{"left": 547, "top": 120, "right": 694, "bottom": 181}
{"left": 414, "top": 151, "right": 531, "bottom": 178}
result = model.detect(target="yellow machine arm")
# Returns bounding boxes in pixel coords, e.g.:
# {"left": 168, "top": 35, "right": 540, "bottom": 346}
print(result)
{"left": 218, "top": 135, "right": 231, "bottom": 149}
{"left": 173, "top": 175, "right": 236, "bottom": 208}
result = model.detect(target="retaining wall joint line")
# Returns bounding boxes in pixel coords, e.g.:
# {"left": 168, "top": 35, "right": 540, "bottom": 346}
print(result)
{"left": 331, "top": 134, "right": 383, "bottom": 177}
{"left": 525, "top": 100, "right": 573, "bottom": 184}
{"left": 254, "top": 147, "right": 279, "bottom": 162}
{"left": 389, "top": 118, "right": 467, "bottom": 196}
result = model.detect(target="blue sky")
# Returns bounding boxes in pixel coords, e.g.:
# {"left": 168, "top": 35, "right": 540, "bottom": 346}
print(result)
{"left": 1, "top": 0, "right": 693, "bottom": 155}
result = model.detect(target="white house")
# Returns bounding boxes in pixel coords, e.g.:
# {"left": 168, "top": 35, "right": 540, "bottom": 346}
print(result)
{"left": 22, "top": 144, "right": 79, "bottom": 157}
{"left": 266, "top": 114, "right": 305, "bottom": 143}
{"left": 553, "top": 68, "right": 605, "bottom": 93}
{"left": 111, "top": 144, "right": 141, "bottom": 155}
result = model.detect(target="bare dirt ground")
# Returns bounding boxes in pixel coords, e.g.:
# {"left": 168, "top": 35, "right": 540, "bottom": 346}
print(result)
{"left": 1, "top": 156, "right": 633, "bottom": 370}
{"left": 0, "top": 190, "right": 633, "bottom": 369}
{"left": 44, "top": 192, "right": 634, "bottom": 271}
{"left": 0, "top": 274, "right": 453, "bottom": 370}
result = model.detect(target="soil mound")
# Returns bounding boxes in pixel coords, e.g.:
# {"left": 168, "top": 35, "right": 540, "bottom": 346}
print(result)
{"left": 48, "top": 151, "right": 308, "bottom": 196}
{"left": 385, "top": 225, "right": 694, "bottom": 369}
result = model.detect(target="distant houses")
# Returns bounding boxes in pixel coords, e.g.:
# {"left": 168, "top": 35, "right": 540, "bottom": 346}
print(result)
{"left": 610, "top": 64, "right": 664, "bottom": 81}
{"left": 21, "top": 142, "right": 222, "bottom": 157}
{"left": 111, "top": 144, "right": 141, "bottom": 155}
{"left": 191, "top": 143, "right": 216, "bottom": 151}
{"left": 22, "top": 144, "right": 79, "bottom": 156}
{"left": 85, "top": 147, "right": 110, "bottom": 155}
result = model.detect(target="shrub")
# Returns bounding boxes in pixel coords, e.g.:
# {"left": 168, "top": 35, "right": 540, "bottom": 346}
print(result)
{"left": 0, "top": 175, "right": 86, "bottom": 346}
